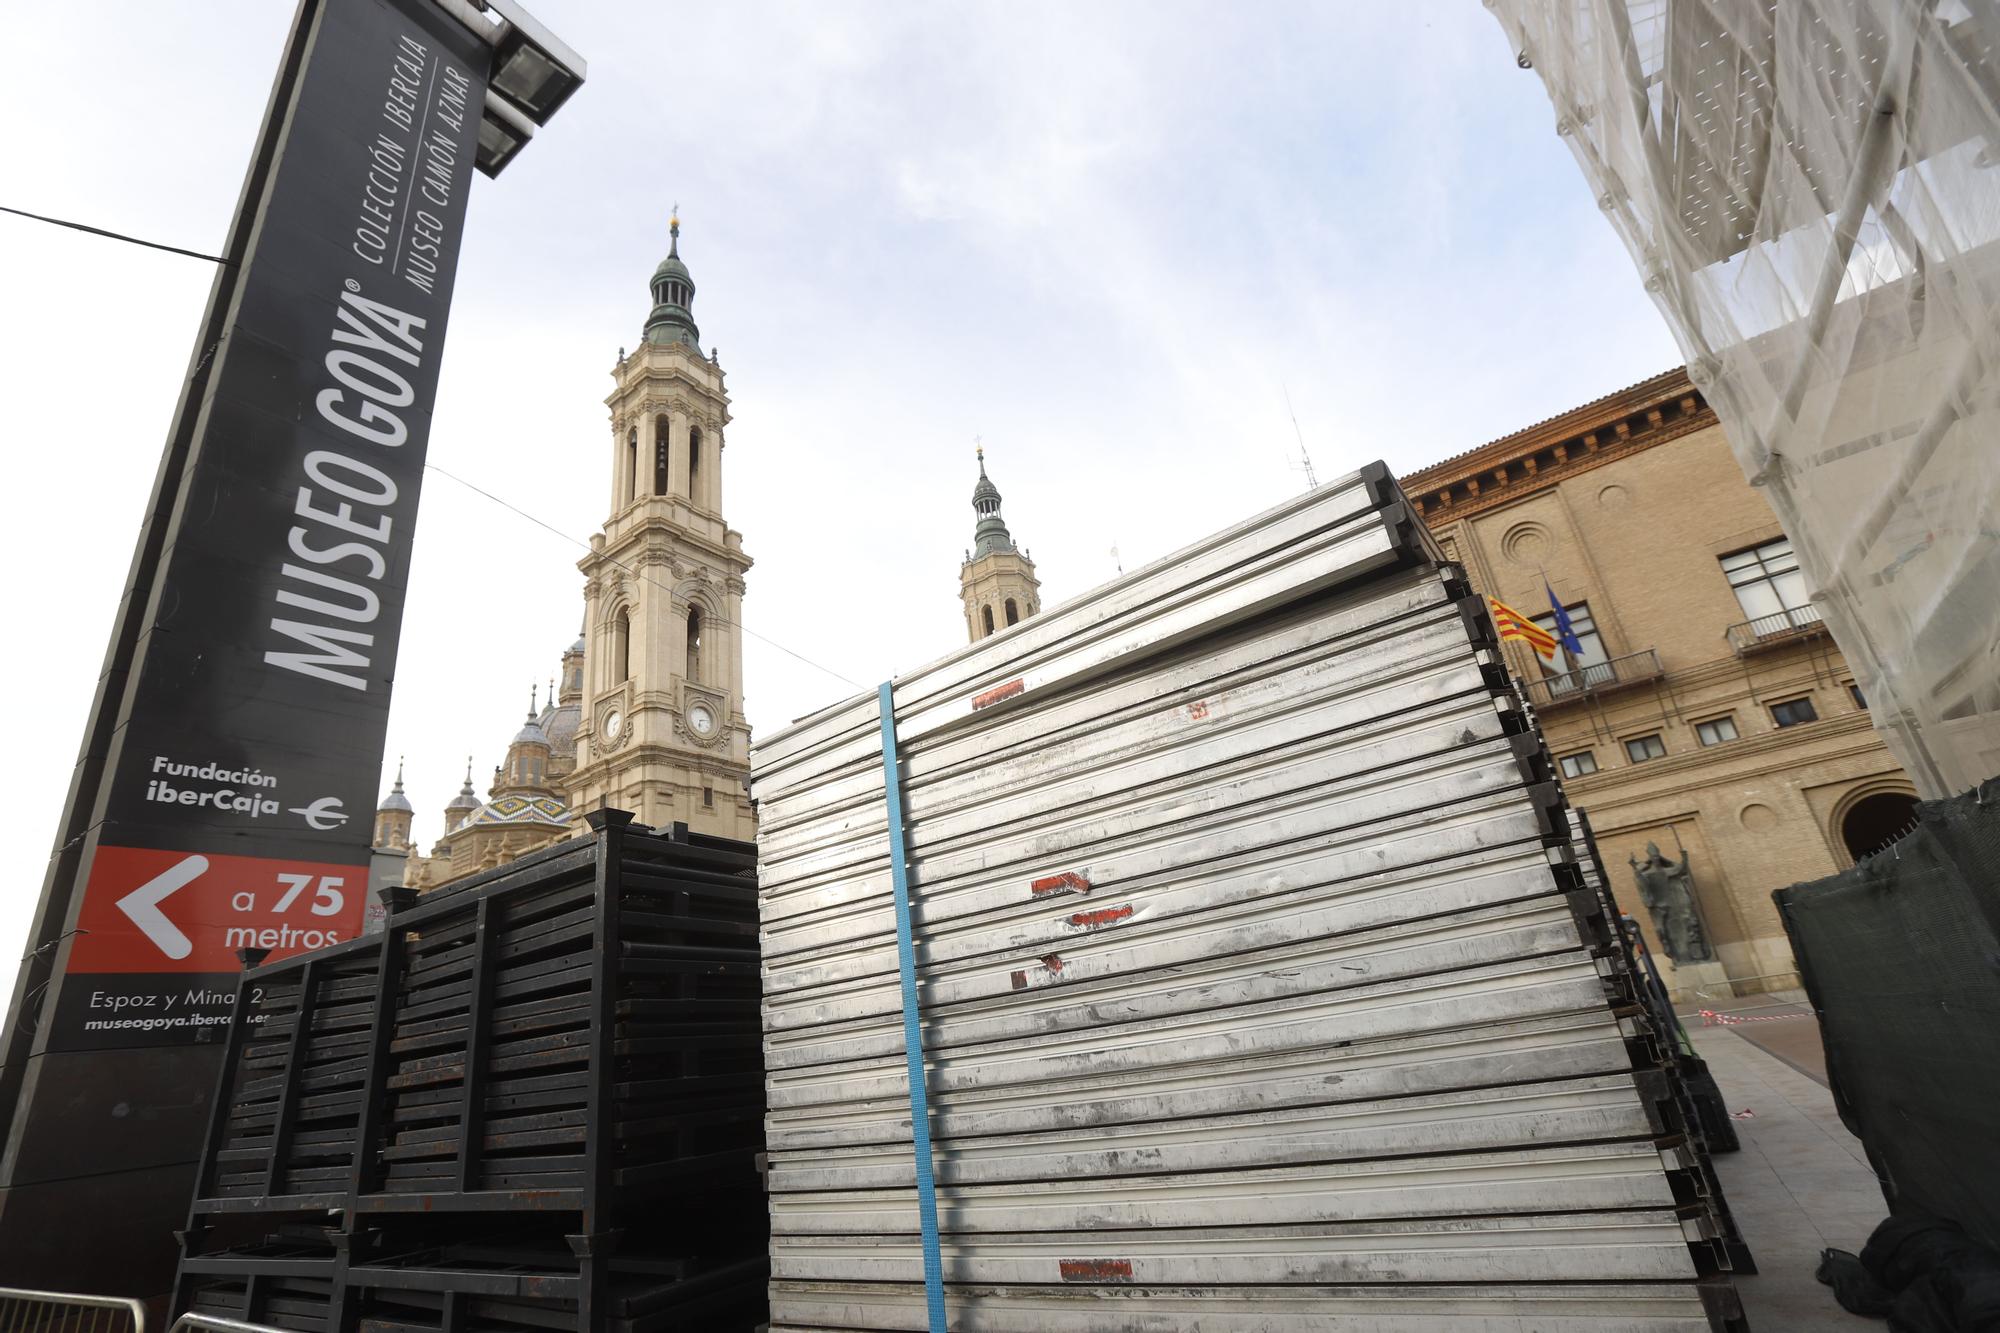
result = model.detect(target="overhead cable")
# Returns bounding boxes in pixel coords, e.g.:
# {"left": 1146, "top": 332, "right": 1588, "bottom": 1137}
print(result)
{"left": 424, "top": 461, "right": 865, "bottom": 690}
{"left": 0, "top": 203, "right": 232, "bottom": 266}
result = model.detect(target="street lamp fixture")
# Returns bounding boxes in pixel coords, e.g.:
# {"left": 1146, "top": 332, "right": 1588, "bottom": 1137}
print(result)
{"left": 433, "top": 0, "right": 587, "bottom": 176}
{"left": 477, "top": 88, "right": 537, "bottom": 176}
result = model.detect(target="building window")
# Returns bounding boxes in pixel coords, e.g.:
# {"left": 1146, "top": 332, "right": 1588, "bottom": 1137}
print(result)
{"left": 1005, "top": 598, "right": 1019, "bottom": 626}
{"left": 1558, "top": 750, "right": 1598, "bottom": 779}
{"left": 1530, "top": 600, "right": 1612, "bottom": 692}
{"left": 703, "top": 785, "right": 714, "bottom": 808}
{"left": 626, "top": 429, "right": 638, "bottom": 502}
{"left": 1721, "top": 537, "right": 1816, "bottom": 631}
{"left": 982, "top": 605, "right": 995, "bottom": 637}
{"left": 686, "top": 606, "right": 704, "bottom": 682}
{"left": 612, "top": 607, "right": 631, "bottom": 682}
{"left": 1624, "top": 733, "right": 1667, "bottom": 763}
{"left": 1848, "top": 681, "right": 1868, "bottom": 709}
{"left": 1771, "top": 696, "right": 1819, "bottom": 728}
{"left": 1696, "top": 716, "right": 1740, "bottom": 746}
{"left": 654, "top": 414, "right": 670, "bottom": 495}
{"left": 689, "top": 426, "right": 702, "bottom": 495}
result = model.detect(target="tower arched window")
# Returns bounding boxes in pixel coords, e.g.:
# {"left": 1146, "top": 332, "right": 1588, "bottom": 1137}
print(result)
{"left": 1005, "top": 599, "right": 1019, "bottom": 626}
{"left": 626, "top": 429, "right": 638, "bottom": 502}
{"left": 686, "top": 606, "right": 705, "bottom": 683}
{"left": 612, "top": 606, "right": 631, "bottom": 682}
{"left": 654, "top": 414, "right": 671, "bottom": 496}
{"left": 982, "top": 605, "right": 995, "bottom": 637}
{"left": 688, "top": 426, "right": 703, "bottom": 498}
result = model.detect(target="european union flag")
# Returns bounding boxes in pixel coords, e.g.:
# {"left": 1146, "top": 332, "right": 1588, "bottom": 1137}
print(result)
{"left": 1545, "top": 582, "right": 1584, "bottom": 656}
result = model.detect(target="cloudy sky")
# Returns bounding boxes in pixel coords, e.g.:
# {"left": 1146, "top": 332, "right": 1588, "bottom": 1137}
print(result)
{"left": 0, "top": 2, "right": 1683, "bottom": 968}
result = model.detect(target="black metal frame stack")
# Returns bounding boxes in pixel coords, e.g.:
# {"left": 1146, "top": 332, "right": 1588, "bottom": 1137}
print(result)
{"left": 1565, "top": 808, "right": 1756, "bottom": 1278}
{"left": 172, "top": 811, "right": 769, "bottom": 1332}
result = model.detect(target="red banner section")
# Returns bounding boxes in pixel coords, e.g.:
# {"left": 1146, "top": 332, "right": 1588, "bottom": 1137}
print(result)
{"left": 72, "top": 845, "right": 366, "bottom": 974}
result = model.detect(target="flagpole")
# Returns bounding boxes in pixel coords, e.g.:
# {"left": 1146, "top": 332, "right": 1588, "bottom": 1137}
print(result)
{"left": 1539, "top": 566, "right": 1578, "bottom": 684}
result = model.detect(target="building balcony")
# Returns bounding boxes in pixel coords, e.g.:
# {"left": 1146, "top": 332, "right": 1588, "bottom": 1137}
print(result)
{"left": 1725, "top": 605, "right": 1826, "bottom": 656}
{"left": 1520, "top": 648, "right": 1665, "bottom": 710}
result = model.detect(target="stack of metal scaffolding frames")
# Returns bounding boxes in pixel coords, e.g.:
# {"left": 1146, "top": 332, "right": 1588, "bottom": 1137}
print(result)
{"left": 172, "top": 815, "right": 770, "bottom": 1332}
{"left": 750, "top": 464, "right": 1747, "bottom": 1331}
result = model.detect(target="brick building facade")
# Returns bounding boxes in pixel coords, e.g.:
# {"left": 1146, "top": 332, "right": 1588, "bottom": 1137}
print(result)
{"left": 1401, "top": 368, "right": 1917, "bottom": 1000}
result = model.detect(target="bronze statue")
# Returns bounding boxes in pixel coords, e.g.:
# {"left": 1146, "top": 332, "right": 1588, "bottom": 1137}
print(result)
{"left": 1630, "top": 841, "right": 1713, "bottom": 964}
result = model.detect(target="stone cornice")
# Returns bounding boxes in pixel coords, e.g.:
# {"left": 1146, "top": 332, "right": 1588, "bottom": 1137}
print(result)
{"left": 1530, "top": 635, "right": 1848, "bottom": 719}
{"left": 604, "top": 348, "right": 731, "bottom": 423}
{"left": 561, "top": 745, "right": 751, "bottom": 793}
{"left": 1402, "top": 367, "right": 1715, "bottom": 524}
{"left": 962, "top": 550, "right": 1041, "bottom": 580}
{"left": 591, "top": 515, "right": 754, "bottom": 576}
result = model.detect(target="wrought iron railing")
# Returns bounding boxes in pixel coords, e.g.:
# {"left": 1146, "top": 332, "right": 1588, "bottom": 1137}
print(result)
{"left": 1520, "top": 647, "right": 1664, "bottom": 708}
{"left": 1725, "top": 603, "right": 1825, "bottom": 654}
{"left": 0, "top": 1287, "right": 146, "bottom": 1333}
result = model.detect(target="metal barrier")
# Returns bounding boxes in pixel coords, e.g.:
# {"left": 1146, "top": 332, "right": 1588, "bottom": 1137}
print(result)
{"left": 166, "top": 1318, "right": 291, "bottom": 1333}
{"left": 0, "top": 1288, "right": 146, "bottom": 1333}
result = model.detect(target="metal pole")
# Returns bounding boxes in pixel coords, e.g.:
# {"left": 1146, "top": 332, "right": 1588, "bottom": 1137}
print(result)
{"left": 877, "top": 682, "right": 948, "bottom": 1333}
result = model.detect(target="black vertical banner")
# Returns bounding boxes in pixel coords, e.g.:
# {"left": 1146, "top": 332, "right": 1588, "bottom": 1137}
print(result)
{"left": 0, "top": 0, "right": 490, "bottom": 1295}
{"left": 59, "top": 0, "right": 488, "bottom": 1039}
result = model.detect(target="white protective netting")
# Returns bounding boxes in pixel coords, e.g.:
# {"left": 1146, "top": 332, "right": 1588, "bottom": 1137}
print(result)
{"left": 1485, "top": 0, "right": 2000, "bottom": 797}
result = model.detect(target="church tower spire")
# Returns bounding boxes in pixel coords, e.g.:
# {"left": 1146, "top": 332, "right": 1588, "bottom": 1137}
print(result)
{"left": 643, "top": 207, "right": 701, "bottom": 352}
{"left": 496, "top": 688, "right": 554, "bottom": 796}
{"left": 568, "top": 212, "right": 755, "bottom": 837}
{"left": 372, "top": 758, "right": 413, "bottom": 852}
{"left": 960, "top": 444, "right": 1042, "bottom": 642}
{"left": 442, "top": 758, "right": 479, "bottom": 834}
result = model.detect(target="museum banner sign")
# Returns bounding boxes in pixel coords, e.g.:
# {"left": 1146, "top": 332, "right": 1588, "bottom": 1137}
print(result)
{"left": 49, "top": 0, "right": 491, "bottom": 1048}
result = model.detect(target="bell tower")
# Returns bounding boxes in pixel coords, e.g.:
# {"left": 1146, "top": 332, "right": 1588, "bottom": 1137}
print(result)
{"left": 959, "top": 446, "right": 1041, "bottom": 641}
{"left": 564, "top": 212, "right": 755, "bottom": 837}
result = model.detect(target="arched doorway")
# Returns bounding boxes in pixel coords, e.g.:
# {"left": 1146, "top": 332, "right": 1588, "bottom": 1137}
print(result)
{"left": 1840, "top": 791, "right": 1920, "bottom": 862}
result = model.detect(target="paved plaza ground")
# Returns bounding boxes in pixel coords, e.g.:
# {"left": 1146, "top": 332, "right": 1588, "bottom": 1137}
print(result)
{"left": 1684, "top": 995, "right": 1886, "bottom": 1330}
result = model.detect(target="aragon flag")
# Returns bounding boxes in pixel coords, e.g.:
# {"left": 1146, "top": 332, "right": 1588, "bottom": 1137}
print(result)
{"left": 1488, "top": 596, "right": 1558, "bottom": 660}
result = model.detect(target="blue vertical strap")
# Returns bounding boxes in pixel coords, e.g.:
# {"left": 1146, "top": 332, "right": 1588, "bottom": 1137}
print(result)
{"left": 878, "top": 681, "right": 949, "bottom": 1332}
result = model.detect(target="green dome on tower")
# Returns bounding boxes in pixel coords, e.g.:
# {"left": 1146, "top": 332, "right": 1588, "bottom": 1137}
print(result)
{"left": 644, "top": 209, "right": 701, "bottom": 350}
{"left": 971, "top": 446, "right": 1018, "bottom": 559}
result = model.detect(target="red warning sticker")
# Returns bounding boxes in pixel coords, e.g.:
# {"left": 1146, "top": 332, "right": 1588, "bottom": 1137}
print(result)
{"left": 971, "top": 678, "right": 1025, "bottom": 710}
{"left": 1059, "top": 1258, "right": 1134, "bottom": 1282}
{"left": 1031, "top": 871, "right": 1092, "bottom": 898}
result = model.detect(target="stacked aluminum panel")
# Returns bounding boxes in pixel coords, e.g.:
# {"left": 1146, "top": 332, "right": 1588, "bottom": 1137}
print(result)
{"left": 750, "top": 466, "right": 1744, "bottom": 1331}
